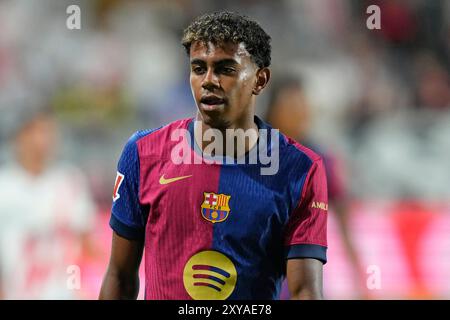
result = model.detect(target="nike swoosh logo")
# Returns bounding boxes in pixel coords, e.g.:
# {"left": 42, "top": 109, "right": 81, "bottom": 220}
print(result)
{"left": 159, "top": 174, "right": 193, "bottom": 185}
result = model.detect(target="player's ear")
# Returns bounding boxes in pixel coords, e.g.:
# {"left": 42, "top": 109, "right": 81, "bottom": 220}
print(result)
{"left": 253, "top": 67, "right": 271, "bottom": 95}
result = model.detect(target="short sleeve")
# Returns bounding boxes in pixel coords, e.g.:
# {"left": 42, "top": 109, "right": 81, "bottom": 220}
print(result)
{"left": 284, "top": 158, "right": 328, "bottom": 264}
{"left": 110, "top": 133, "right": 148, "bottom": 240}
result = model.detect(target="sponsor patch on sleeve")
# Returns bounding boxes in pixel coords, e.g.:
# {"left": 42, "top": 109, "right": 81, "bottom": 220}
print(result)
{"left": 112, "top": 172, "right": 125, "bottom": 202}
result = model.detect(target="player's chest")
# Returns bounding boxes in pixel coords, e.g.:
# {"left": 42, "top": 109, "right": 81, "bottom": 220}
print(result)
{"left": 140, "top": 162, "right": 293, "bottom": 229}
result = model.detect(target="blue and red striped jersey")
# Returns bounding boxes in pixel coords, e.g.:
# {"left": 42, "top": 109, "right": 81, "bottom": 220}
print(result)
{"left": 110, "top": 116, "right": 328, "bottom": 300}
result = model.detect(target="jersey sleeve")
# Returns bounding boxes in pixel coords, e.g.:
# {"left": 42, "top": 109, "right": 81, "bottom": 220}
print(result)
{"left": 110, "top": 133, "right": 148, "bottom": 240}
{"left": 284, "top": 158, "right": 328, "bottom": 264}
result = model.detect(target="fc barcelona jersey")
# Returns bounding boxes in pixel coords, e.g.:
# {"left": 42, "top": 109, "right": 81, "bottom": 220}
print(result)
{"left": 110, "top": 116, "right": 328, "bottom": 300}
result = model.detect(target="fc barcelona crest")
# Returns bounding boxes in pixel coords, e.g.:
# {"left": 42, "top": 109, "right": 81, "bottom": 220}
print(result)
{"left": 201, "top": 192, "right": 231, "bottom": 223}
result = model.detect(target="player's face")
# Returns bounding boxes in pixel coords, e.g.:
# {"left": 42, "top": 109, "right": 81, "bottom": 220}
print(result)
{"left": 189, "top": 41, "right": 260, "bottom": 129}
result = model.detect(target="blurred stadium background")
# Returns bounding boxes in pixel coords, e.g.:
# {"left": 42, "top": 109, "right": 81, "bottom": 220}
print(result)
{"left": 0, "top": 0, "right": 449, "bottom": 299}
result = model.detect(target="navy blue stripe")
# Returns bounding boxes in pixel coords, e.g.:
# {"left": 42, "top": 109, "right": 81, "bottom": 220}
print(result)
{"left": 285, "top": 244, "right": 327, "bottom": 264}
{"left": 193, "top": 282, "right": 222, "bottom": 292}
{"left": 110, "top": 214, "right": 144, "bottom": 240}
{"left": 192, "top": 265, "right": 231, "bottom": 278}
{"left": 193, "top": 274, "right": 226, "bottom": 286}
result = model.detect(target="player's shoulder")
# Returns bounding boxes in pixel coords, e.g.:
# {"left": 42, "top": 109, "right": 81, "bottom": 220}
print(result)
{"left": 281, "top": 135, "right": 323, "bottom": 164}
{"left": 256, "top": 116, "right": 321, "bottom": 164}
{"left": 122, "top": 118, "right": 192, "bottom": 157}
{"left": 128, "top": 118, "right": 190, "bottom": 143}
{"left": 276, "top": 135, "right": 325, "bottom": 181}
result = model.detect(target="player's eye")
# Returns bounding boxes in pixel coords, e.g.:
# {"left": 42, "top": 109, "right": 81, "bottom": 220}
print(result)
{"left": 192, "top": 66, "right": 205, "bottom": 75}
{"left": 220, "top": 67, "right": 236, "bottom": 75}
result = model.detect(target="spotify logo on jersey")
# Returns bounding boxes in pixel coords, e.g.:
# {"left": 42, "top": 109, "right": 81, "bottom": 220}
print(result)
{"left": 183, "top": 250, "right": 237, "bottom": 300}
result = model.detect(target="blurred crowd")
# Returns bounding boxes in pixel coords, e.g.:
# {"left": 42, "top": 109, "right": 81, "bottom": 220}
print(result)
{"left": 1, "top": 0, "right": 449, "bottom": 203}
{"left": 0, "top": 0, "right": 449, "bottom": 299}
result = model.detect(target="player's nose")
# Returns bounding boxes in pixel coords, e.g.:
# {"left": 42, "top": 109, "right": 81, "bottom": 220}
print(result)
{"left": 201, "top": 68, "right": 220, "bottom": 91}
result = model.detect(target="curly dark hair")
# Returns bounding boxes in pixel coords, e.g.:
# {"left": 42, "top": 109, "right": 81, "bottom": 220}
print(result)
{"left": 181, "top": 11, "right": 271, "bottom": 68}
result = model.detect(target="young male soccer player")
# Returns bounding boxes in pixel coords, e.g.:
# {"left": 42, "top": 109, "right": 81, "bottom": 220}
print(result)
{"left": 99, "top": 11, "right": 328, "bottom": 300}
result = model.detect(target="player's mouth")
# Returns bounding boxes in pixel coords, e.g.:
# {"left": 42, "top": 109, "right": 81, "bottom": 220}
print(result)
{"left": 200, "top": 95, "right": 226, "bottom": 111}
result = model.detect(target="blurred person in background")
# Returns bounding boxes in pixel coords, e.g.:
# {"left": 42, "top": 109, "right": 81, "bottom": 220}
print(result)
{"left": 0, "top": 107, "right": 97, "bottom": 299}
{"left": 265, "top": 75, "right": 368, "bottom": 299}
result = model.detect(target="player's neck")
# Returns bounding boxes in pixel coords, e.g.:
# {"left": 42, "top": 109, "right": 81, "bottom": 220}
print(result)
{"left": 194, "top": 115, "right": 259, "bottom": 159}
